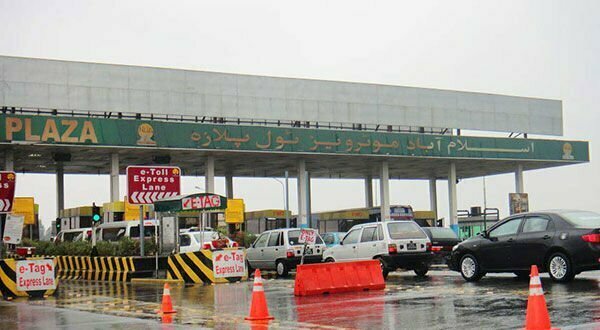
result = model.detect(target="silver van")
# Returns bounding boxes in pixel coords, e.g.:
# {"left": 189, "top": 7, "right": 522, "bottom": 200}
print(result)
{"left": 246, "top": 228, "right": 326, "bottom": 277}
{"left": 323, "top": 220, "right": 433, "bottom": 278}
{"left": 96, "top": 220, "right": 159, "bottom": 242}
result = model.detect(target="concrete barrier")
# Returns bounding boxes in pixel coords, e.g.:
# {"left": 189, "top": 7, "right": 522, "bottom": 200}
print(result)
{"left": 294, "top": 260, "right": 385, "bottom": 296}
{"left": 167, "top": 248, "right": 247, "bottom": 284}
{"left": 53, "top": 255, "right": 159, "bottom": 282}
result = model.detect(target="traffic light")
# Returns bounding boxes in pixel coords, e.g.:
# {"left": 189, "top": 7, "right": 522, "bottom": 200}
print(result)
{"left": 92, "top": 203, "right": 102, "bottom": 223}
{"left": 55, "top": 218, "right": 61, "bottom": 233}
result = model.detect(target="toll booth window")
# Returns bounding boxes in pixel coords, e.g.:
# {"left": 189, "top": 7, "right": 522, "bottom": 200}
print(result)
{"left": 102, "top": 228, "right": 125, "bottom": 242}
{"left": 130, "top": 226, "right": 159, "bottom": 238}
{"left": 342, "top": 229, "right": 361, "bottom": 245}
{"left": 360, "top": 227, "right": 377, "bottom": 242}
{"left": 180, "top": 235, "right": 191, "bottom": 247}
{"left": 387, "top": 222, "right": 427, "bottom": 239}
{"left": 268, "top": 232, "right": 281, "bottom": 247}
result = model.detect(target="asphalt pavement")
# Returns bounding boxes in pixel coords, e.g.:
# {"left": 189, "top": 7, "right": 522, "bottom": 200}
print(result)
{"left": 0, "top": 270, "right": 598, "bottom": 329}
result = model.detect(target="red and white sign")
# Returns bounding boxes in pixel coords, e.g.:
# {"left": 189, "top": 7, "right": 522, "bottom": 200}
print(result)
{"left": 212, "top": 250, "right": 246, "bottom": 278}
{"left": 182, "top": 194, "right": 222, "bottom": 210}
{"left": 127, "top": 166, "right": 181, "bottom": 205}
{"left": 0, "top": 171, "right": 16, "bottom": 213}
{"left": 16, "top": 259, "right": 56, "bottom": 291}
{"left": 299, "top": 229, "right": 317, "bottom": 245}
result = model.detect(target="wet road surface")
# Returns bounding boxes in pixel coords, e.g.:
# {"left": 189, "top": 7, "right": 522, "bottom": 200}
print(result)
{"left": 1, "top": 270, "right": 598, "bottom": 329}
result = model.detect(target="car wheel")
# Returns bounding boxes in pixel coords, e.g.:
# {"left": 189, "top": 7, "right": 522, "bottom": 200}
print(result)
{"left": 547, "top": 252, "right": 575, "bottom": 282}
{"left": 276, "top": 260, "right": 289, "bottom": 277}
{"left": 414, "top": 264, "right": 429, "bottom": 277}
{"left": 325, "top": 257, "right": 335, "bottom": 263}
{"left": 460, "top": 254, "right": 483, "bottom": 282}
{"left": 377, "top": 257, "right": 390, "bottom": 280}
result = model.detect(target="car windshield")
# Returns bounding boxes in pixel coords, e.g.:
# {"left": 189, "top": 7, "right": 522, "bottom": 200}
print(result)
{"left": 287, "top": 230, "right": 324, "bottom": 245}
{"left": 426, "top": 228, "right": 459, "bottom": 239}
{"left": 559, "top": 211, "right": 600, "bottom": 229}
{"left": 387, "top": 222, "right": 427, "bottom": 239}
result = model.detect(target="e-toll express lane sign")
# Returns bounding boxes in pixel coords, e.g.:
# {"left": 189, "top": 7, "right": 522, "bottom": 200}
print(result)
{"left": 0, "top": 171, "right": 16, "bottom": 213}
{"left": 127, "top": 166, "right": 181, "bottom": 205}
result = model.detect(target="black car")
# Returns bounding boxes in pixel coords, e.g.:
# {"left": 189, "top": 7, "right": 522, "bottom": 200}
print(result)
{"left": 421, "top": 227, "right": 461, "bottom": 265}
{"left": 449, "top": 210, "right": 600, "bottom": 282}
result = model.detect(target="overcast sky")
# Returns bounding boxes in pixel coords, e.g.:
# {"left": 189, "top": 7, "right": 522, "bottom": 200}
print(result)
{"left": 1, "top": 0, "right": 598, "bottom": 229}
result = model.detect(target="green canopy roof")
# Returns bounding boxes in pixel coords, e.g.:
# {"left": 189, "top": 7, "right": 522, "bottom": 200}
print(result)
{"left": 154, "top": 193, "right": 228, "bottom": 213}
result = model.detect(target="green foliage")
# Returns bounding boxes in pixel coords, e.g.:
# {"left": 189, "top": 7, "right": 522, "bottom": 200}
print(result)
{"left": 19, "top": 237, "right": 159, "bottom": 256}
{"left": 115, "top": 238, "right": 136, "bottom": 256}
{"left": 232, "top": 231, "right": 256, "bottom": 248}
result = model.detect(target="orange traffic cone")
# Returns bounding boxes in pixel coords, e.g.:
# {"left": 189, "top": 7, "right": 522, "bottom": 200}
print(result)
{"left": 159, "top": 283, "right": 176, "bottom": 315}
{"left": 245, "top": 269, "right": 274, "bottom": 321}
{"left": 525, "top": 265, "right": 553, "bottom": 330}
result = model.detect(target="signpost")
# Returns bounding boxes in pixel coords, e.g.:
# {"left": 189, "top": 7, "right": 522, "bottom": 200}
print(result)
{"left": 16, "top": 259, "right": 56, "bottom": 292}
{"left": 3, "top": 214, "right": 24, "bottom": 245}
{"left": 127, "top": 166, "right": 181, "bottom": 256}
{"left": 298, "top": 229, "right": 317, "bottom": 265}
{"left": 0, "top": 171, "right": 16, "bottom": 257}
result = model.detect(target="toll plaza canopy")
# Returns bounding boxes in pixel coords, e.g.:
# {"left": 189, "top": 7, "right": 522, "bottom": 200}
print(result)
{"left": 0, "top": 55, "right": 590, "bottom": 229}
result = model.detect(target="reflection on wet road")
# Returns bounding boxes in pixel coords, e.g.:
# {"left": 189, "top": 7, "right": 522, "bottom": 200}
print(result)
{"left": 1, "top": 270, "right": 598, "bottom": 329}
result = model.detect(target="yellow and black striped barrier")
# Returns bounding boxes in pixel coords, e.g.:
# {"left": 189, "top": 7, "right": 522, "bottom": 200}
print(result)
{"left": 167, "top": 249, "right": 247, "bottom": 284}
{"left": 0, "top": 257, "right": 58, "bottom": 299}
{"left": 48, "top": 255, "right": 159, "bottom": 282}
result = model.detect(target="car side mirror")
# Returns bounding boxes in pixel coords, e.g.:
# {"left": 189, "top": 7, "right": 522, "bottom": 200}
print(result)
{"left": 339, "top": 241, "right": 344, "bottom": 245}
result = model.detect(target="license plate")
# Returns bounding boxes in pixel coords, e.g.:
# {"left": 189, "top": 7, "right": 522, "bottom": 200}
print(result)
{"left": 305, "top": 247, "right": 313, "bottom": 254}
{"left": 407, "top": 243, "right": 417, "bottom": 250}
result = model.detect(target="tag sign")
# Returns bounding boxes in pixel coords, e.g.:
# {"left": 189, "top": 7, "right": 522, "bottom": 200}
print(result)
{"left": 127, "top": 166, "right": 181, "bottom": 205}
{"left": 3, "top": 214, "right": 24, "bottom": 244}
{"left": 16, "top": 259, "right": 56, "bottom": 291}
{"left": 212, "top": 250, "right": 246, "bottom": 278}
{"left": 299, "top": 229, "right": 317, "bottom": 245}
{"left": 182, "top": 194, "right": 222, "bottom": 210}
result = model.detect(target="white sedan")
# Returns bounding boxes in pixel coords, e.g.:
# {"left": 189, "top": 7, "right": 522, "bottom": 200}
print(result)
{"left": 179, "top": 231, "right": 238, "bottom": 253}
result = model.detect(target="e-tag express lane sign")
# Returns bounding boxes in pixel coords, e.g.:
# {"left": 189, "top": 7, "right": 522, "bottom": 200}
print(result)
{"left": 127, "top": 166, "right": 181, "bottom": 205}
{"left": 16, "top": 259, "right": 56, "bottom": 291}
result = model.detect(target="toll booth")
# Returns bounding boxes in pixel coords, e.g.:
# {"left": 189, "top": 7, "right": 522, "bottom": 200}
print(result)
{"left": 102, "top": 201, "right": 125, "bottom": 222}
{"left": 457, "top": 207, "right": 500, "bottom": 240}
{"left": 153, "top": 193, "right": 228, "bottom": 256}
{"left": 413, "top": 210, "right": 438, "bottom": 227}
{"left": 244, "top": 209, "right": 293, "bottom": 234}
{"left": 58, "top": 206, "right": 99, "bottom": 230}
{"left": 314, "top": 205, "right": 415, "bottom": 233}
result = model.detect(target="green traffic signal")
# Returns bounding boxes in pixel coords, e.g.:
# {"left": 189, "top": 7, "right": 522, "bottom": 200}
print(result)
{"left": 92, "top": 214, "right": 101, "bottom": 222}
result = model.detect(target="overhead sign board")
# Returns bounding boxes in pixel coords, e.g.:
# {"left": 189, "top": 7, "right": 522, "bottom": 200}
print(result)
{"left": 212, "top": 250, "right": 246, "bottom": 278}
{"left": 182, "top": 194, "right": 225, "bottom": 211}
{"left": 127, "top": 166, "right": 181, "bottom": 205}
{"left": 0, "top": 171, "right": 16, "bottom": 213}
{"left": 0, "top": 115, "right": 590, "bottom": 163}
{"left": 3, "top": 214, "right": 24, "bottom": 244}
{"left": 16, "top": 259, "right": 56, "bottom": 291}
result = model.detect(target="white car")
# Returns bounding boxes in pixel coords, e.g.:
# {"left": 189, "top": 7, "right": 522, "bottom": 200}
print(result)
{"left": 322, "top": 220, "right": 433, "bottom": 278}
{"left": 54, "top": 228, "right": 92, "bottom": 244}
{"left": 246, "top": 228, "right": 326, "bottom": 277}
{"left": 179, "top": 231, "right": 238, "bottom": 253}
